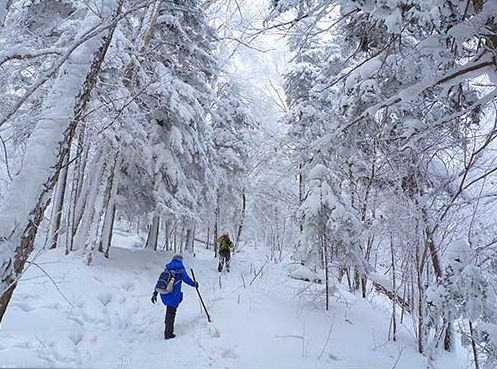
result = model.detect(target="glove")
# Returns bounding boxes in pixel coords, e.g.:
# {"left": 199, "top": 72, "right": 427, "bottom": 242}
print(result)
{"left": 151, "top": 291, "right": 158, "bottom": 304}
{"left": 194, "top": 282, "right": 199, "bottom": 288}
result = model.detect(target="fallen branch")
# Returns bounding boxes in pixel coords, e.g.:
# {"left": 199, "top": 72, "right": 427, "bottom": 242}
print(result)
{"left": 249, "top": 259, "right": 269, "bottom": 286}
{"left": 372, "top": 281, "right": 411, "bottom": 314}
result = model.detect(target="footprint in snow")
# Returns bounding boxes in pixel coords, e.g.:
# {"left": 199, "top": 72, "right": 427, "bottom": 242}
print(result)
{"left": 97, "top": 293, "right": 113, "bottom": 307}
{"left": 220, "top": 348, "right": 239, "bottom": 359}
{"left": 208, "top": 325, "right": 221, "bottom": 338}
{"left": 68, "top": 332, "right": 84, "bottom": 346}
{"left": 122, "top": 281, "right": 135, "bottom": 292}
{"left": 328, "top": 353, "right": 341, "bottom": 361}
{"left": 11, "top": 301, "right": 36, "bottom": 312}
{"left": 42, "top": 302, "right": 61, "bottom": 310}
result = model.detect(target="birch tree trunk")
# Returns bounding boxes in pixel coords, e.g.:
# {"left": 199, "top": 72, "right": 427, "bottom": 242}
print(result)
{"left": 66, "top": 125, "right": 87, "bottom": 252}
{"left": 74, "top": 155, "right": 106, "bottom": 252}
{"left": 83, "top": 163, "right": 108, "bottom": 265}
{"left": 0, "top": 2, "right": 122, "bottom": 324}
{"left": 100, "top": 152, "right": 121, "bottom": 258}
{"left": 47, "top": 154, "right": 70, "bottom": 249}
{"left": 73, "top": 138, "right": 94, "bottom": 237}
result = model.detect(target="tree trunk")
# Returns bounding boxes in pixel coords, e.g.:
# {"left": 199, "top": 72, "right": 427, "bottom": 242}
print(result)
{"left": 66, "top": 125, "right": 86, "bottom": 252}
{"left": 469, "top": 321, "right": 480, "bottom": 369}
{"left": 72, "top": 137, "right": 93, "bottom": 237}
{"left": 206, "top": 226, "right": 210, "bottom": 249}
{"left": 173, "top": 224, "right": 177, "bottom": 253}
{"left": 163, "top": 219, "right": 170, "bottom": 250}
{"left": 48, "top": 153, "right": 70, "bottom": 249}
{"left": 323, "top": 236, "right": 330, "bottom": 311}
{"left": 103, "top": 205, "right": 116, "bottom": 259}
{"left": 100, "top": 152, "right": 121, "bottom": 258}
{"left": 74, "top": 155, "right": 106, "bottom": 252}
{"left": 179, "top": 226, "right": 185, "bottom": 253}
{"left": 0, "top": 3, "right": 122, "bottom": 323}
{"left": 191, "top": 224, "right": 196, "bottom": 254}
{"left": 298, "top": 163, "right": 305, "bottom": 244}
{"left": 425, "top": 231, "right": 452, "bottom": 351}
{"left": 390, "top": 236, "right": 397, "bottom": 341}
{"left": 214, "top": 192, "right": 220, "bottom": 257}
{"left": 416, "top": 242, "right": 425, "bottom": 354}
{"left": 184, "top": 228, "right": 192, "bottom": 251}
{"left": 145, "top": 213, "right": 160, "bottom": 251}
{"left": 83, "top": 157, "right": 109, "bottom": 265}
{"left": 235, "top": 190, "right": 246, "bottom": 246}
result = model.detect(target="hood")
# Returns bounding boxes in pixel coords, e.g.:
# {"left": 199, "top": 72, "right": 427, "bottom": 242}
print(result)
{"left": 165, "top": 258, "right": 185, "bottom": 272}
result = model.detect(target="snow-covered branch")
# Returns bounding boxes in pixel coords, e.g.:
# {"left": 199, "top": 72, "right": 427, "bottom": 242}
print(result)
{"left": 0, "top": 46, "right": 64, "bottom": 67}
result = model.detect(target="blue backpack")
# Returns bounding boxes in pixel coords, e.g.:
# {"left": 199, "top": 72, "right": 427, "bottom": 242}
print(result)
{"left": 155, "top": 269, "right": 176, "bottom": 294}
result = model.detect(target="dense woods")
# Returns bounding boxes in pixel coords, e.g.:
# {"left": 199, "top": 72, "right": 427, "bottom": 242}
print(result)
{"left": 1, "top": 1, "right": 496, "bottom": 367}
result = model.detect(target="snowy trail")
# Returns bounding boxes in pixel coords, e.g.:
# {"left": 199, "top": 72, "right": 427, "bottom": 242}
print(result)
{"left": 0, "top": 234, "right": 467, "bottom": 369}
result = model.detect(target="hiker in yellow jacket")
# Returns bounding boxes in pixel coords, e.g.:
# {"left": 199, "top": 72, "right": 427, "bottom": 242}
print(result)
{"left": 217, "top": 233, "right": 234, "bottom": 272}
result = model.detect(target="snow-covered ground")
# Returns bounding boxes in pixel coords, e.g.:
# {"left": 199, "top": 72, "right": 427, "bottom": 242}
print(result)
{"left": 0, "top": 233, "right": 469, "bottom": 368}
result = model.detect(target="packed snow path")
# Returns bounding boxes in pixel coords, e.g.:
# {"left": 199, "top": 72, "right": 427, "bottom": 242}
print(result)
{"left": 1, "top": 234, "right": 465, "bottom": 368}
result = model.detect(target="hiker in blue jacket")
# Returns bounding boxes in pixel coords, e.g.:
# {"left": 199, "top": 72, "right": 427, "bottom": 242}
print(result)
{"left": 151, "top": 253, "right": 198, "bottom": 339}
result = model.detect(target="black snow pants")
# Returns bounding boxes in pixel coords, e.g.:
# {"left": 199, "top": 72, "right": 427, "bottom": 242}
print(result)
{"left": 218, "top": 249, "right": 231, "bottom": 272}
{"left": 164, "top": 306, "right": 177, "bottom": 339}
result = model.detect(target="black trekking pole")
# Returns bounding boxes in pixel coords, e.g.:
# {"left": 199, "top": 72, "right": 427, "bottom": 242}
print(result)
{"left": 190, "top": 268, "right": 211, "bottom": 323}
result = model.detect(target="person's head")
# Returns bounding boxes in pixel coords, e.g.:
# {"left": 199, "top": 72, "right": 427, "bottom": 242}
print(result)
{"left": 172, "top": 252, "right": 183, "bottom": 262}
{"left": 223, "top": 233, "right": 230, "bottom": 239}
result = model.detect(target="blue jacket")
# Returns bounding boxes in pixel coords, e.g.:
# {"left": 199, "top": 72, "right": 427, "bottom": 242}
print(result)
{"left": 159, "top": 258, "right": 196, "bottom": 308}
